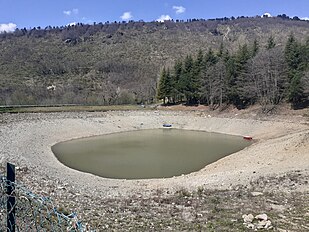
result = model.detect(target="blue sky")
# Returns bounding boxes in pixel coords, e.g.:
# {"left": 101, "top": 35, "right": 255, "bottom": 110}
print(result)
{"left": 0, "top": 0, "right": 308, "bottom": 32}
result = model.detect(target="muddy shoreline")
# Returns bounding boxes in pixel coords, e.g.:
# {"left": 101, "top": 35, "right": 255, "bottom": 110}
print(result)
{"left": 1, "top": 110, "right": 308, "bottom": 195}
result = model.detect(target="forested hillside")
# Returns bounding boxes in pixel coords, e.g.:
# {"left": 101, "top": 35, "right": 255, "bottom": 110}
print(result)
{"left": 0, "top": 16, "right": 308, "bottom": 108}
{"left": 157, "top": 35, "right": 309, "bottom": 109}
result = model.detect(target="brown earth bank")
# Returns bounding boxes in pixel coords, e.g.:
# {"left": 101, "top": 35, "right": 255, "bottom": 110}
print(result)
{"left": 0, "top": 106, "right": 308, "bottom": 231}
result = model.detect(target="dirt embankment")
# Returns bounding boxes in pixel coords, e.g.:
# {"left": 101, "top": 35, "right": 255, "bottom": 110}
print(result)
{"left": 0, "top": 110, "right": 308, "bottom": 194}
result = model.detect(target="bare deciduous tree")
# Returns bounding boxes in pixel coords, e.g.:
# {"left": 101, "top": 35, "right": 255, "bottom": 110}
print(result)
{"left": 201, "top": 60, "right": 227, "bottom": 110}
{"left": 240, "top": 47, "right": 288, "bottom": 110}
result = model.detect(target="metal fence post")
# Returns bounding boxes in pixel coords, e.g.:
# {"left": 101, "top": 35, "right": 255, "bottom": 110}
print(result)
{"left": 7, "top": 163, "right": 15, "bottom": 232}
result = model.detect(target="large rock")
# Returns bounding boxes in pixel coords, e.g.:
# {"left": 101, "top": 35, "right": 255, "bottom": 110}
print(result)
{"left": 243, "top": 213, "right": 272, "bottom": 230}
{"left": 255, "top": 213, "right": 268, "bottom": 221}
{"left": 242, "top": 214, "right": 254, "bottom": 223}
{"left": 250, "top": 191, "right": 263, "bottom": 196}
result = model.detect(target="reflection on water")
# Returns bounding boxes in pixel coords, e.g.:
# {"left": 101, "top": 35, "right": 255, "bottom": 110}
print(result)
{"left": 52, "top": 129, "right": 251, "bottom": 179}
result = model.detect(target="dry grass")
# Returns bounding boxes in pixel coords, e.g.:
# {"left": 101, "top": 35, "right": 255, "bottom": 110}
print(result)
{"left": 61, "top": 174, "right": 309, "bottom": 231}
{"left": 0, "top": 105, "right": 145, "bottom": 113}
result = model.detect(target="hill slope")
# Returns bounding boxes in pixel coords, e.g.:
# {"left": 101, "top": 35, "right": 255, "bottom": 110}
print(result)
{"left": 0, "top": 17, "right": 308, "bottom": 105}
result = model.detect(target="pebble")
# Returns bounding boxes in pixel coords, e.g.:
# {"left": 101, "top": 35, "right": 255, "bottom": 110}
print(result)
{"left": 242, "top": 214, "right": 254, "bottom": 223}
{"left": 255, "top": 213, "right": 268, "bottom": 221}
{"left": 250, "top": 191, "right": 263, "bottom": 196}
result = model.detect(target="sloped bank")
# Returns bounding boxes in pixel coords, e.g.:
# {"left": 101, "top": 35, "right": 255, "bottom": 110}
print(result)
{"left": 0, "top": 110, "right": 308, "bottom": 197}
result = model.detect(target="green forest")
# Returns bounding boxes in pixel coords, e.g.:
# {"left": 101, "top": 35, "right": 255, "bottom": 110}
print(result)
{"left": 157, "top": 35, "right": 309, "bottom": 109}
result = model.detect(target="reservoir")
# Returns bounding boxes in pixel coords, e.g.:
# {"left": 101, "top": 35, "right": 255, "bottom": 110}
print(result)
{"left": 52, "top": 129, "right": 251, "bottom": 179}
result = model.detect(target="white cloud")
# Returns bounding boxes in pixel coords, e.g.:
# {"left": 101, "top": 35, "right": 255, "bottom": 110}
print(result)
{"left": 81, "top": 17, "right": 94, "bottom": 24}
{"left": 120, "top": 12, "right": 133, "bottom": 20}
{"left": 262, "top": 12, "right": 272, "bottom": 18}
{"left": 156, "top": 15, "right": 172, "bottom": 22}
{"left": 63, "top": 8, "right": 79, "bottom": 16}
{"left": 0, "top": 23, "right": 17, "bottom": 33}
{"left": 63, "top": 10, "right": 71, "bottom": 16}
{"left": 300, "top": 17, "right": 309, "bottom": 21}
{"left": 67, "top": 22, "right": 77, "bottom": 26}
{"left": 173, "top": 6, "right": 186, "bottom": 14}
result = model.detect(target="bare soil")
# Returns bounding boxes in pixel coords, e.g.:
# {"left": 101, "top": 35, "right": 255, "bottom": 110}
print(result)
{"left": 0, "top": 105, "right": 308, "bottom": 231}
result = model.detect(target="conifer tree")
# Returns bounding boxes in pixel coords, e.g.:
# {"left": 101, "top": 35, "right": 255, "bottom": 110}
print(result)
{"left": 204, "top": 48, "right": 217, "bottom": 65}
{"left": 225, "top": 56, "right": 237, "bottom": 103}
{"left": 252, "top": 39, "right": 259, "bottom": 57}
{"left": 157, "top": 67, "right": 173, "bottom": 104}
{"left": 178, "top": 55, "right": 194, "bottom": 104}
{"left": 172, "top": 60, "right": 183, "bottom": 103}
{"left": 200, "top": 48, "right": 219, "bottom": 106}
{"left": 195, "top": 49, "right": 204, "bottom": 72}
{"left": 285, "top": 34, "right": 308, "bottom": 108}
{"left": 218, "top": 42, "right": 224, "bottom": 57}
{"left": 288, "top": 73, "right": 303, "bottom": 105}
{"left": 189, "top": 50, "right": 203, "bottom": 104}
{"left": 233, "top": 44, "right": 251, "bottom": 108}
{"left": 285, "top": 34, "right": 302, "bottom": 74}
{"left": 266, "top": 36, "right": 276, "bottom": 50}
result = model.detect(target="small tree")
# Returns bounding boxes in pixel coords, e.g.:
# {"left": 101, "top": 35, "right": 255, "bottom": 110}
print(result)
{"left": 252, "top": 39, "right": 259, "bottom": 57}
{"left": 157, "top": 67, "right": 173, "bottom": 104}
{"left": 266, "top": 36, "right": 276, "bottom": 50}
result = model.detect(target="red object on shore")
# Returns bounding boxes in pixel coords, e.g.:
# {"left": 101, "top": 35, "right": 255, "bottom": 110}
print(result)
{"left": 243, "top": 136, "right": 253, "bottom": 140}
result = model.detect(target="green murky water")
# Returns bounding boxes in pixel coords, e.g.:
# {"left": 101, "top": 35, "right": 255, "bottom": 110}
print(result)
{"left": 52, "top": 129, "right": 251, "bottom": 179}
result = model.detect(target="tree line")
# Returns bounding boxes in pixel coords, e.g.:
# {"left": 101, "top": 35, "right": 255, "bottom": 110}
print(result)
{"left": 1, "top": 17, "right": 308, "bottom": 107}
{"left": 157, "top": 35, "right": 309, "bottom": 110}
{"left": 0, "top": 15, "right": 306, "bottom": 42}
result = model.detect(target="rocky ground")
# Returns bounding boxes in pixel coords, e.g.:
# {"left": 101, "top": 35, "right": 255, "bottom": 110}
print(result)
{"left": 0, "top": 107, "right": 308, "bottom": 231}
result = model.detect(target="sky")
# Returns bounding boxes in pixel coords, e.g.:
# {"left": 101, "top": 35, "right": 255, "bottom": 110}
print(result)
{"left": 0, "top": 0, "right": 308, "bottom": 32}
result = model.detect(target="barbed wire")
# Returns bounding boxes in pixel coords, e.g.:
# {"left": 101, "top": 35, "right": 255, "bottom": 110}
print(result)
{"left": 0, "top": 174, "right": 94, "bottom": 231}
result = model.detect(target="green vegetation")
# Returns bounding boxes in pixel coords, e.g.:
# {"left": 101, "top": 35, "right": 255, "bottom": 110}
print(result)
{"left": 157, "top": 34, "right": 309, "bottom": 109}
{"left": 0, "top": 16, "right": 308, "bottom": 109}
{"left": 285, "top": 35, "right": 309, "bottom": 108}
{"left": 156, "top": 67, "right": 172, "bottom": 104}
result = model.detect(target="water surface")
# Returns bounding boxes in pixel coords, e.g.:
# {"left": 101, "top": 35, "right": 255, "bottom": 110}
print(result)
{"left": 52, "top": 129, "right": 251, "bottom": 179}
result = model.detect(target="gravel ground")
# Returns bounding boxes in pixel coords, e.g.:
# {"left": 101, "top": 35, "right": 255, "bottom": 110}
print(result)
{"left": 0, "top": 110, "right": 308, "bottom": 230}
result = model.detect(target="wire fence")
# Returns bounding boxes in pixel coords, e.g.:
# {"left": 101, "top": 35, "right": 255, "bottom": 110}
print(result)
{"left": 0, "top": 163, "right": 93, "bottom": 231}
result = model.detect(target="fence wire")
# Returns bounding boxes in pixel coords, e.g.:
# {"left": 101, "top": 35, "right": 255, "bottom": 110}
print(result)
{"left": 0, "top": 174, "right": 93, "bottom": 231}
